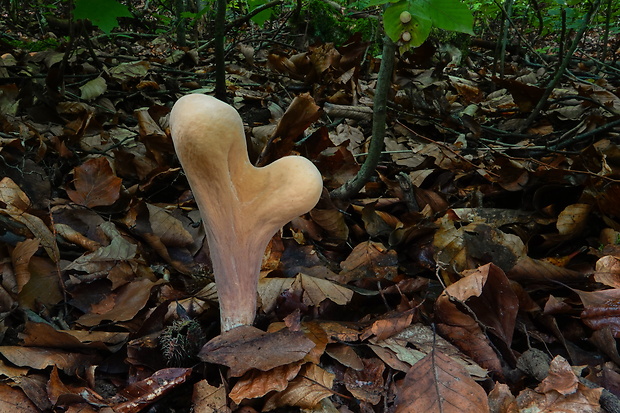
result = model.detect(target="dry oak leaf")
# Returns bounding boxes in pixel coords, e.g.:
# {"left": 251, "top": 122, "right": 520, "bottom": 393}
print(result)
{"left": 0, "top": 176, "right": 31, "bottom": 211}
{"left": 368, "top": 343, "right": 413, "bottom": 372}
{"left": 66, "top": 157, "right": 122, "bottom": 208}
{"left": 17, "top": 255, "right": 63, "bottom": 310}
{"left": 199, "top": 325, "right": 315, "bottom": 377}
{"left": 259, "top": 273, "right": 353, "bottom": 314}
{"left": 395, "top": 349, "right": 489, "bottom": 413}
{"left": 537, "top": 356, "right": 579, "bottom": 395}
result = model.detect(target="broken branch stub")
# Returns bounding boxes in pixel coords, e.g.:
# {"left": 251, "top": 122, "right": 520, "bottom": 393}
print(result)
{"left": 169, "top": 94, "right": 323, "bottom": 332}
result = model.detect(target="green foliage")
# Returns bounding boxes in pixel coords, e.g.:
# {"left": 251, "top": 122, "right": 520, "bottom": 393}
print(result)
{"left": 384, "top": 3, "right": 432, "bottom": 49}
{"left": 72, "top": 0, "right": 132, "bottom": 34}
{"left": 3, "top": 36, "right": 62, "bottom": 52}
{"left": 247, "top": 0, "right": 273, "bottom": 26}
{"left": 462, "top": 0, "right": 618, "bottom": 39}
{"left": 304, "top": 0, "right": 379, "bottom": 45}
{"left": 369, "top": 0, "right": 473, "bottom": 52}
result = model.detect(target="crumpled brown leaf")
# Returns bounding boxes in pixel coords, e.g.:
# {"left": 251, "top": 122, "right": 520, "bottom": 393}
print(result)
{"left": 516, "top": 356, "right": 602, "bottom": 413}
{"left": 262, "top": 363, "right": 335, "bottom": 411}
{"left": 435, "top": 263, "right": 518, "bottom": 375}
{"left": 199, "top": 325, "right": 315, "bottom": 377}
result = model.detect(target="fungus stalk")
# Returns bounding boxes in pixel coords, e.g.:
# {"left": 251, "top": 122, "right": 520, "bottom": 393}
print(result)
{"left": 170, "top": 94, "right": 323, "bottom": 332}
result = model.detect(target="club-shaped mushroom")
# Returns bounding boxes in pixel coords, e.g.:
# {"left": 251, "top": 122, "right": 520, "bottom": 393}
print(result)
{"left": 169, "top": 94, "right": 323, "bottom": 332}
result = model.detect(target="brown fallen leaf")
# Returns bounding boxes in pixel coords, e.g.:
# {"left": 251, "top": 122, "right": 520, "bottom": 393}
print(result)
{"left": 11, "top": 238, "right": 39, "bottom": 293}
{"left": 309, "top": 207, "right": 350, "bottom": 242}
{"left": 47, "top": 365, "right": 107, "bottom": 408}
{"left": 66, "top": 157, "right": 122, "bottom": 208}
{"left": 433, "top": 217, "right": 526, "bottom": 279}
{"left": 339, "top": 240, "right": 398, "bottom": 281}
{"left": 10, "top": 373, "right": 51, "bottom": 411}
{"left": 0, "top": 346, "right": 100, "bottom": 375}
{"left": 229, "top": 362, "right": 303, "bottom": 404}
{"left": 0, "top": 383, "right": 39, "bottom": 412}
{"left": 593, "top": 255, "right": 620, "bottom": 288}
{"left": 395, "top": 349, "right": 489, "bottom": 413}
{"left": 435, "top": 263, "right": 518, "bottom": 375}
{"left": 0, "top": 176, "right": 32, "bottom": 211}
{"left": 293, "top": 273, "right": 354, "bottom": 307}
{"left": 537, "top": 355, "right": 579, "bottom": 395}
{"left": 75, "top": 277, "right": 165, "bottom": 326}
{"left": 344, "top": 358, "right": 385, "bottom": 405}
{"left": 192, "top": 380, "right": 231, "bottom": 413}
{"left": 20, "top": 321, "right": 128, "bottom": 350}
{"left": 515, "top": 356, "right": 602, "bottom": 413}
{"left": 360, "top": 309, "right": 415, "bottom": 341}
{"left": 556, "top": 203, "right": 591, "bottom": 237}
{"left": 262, "top": 363, "right": 335, "bottom": 411}
{"left": 257, "top": 93, "right": 322, "bottom": 165}
{"left": 198, "top": 325, "right": 315, "bottom": 377}
{"left": 325, "top": 344, "right": 364, "bottom": 370}
{"left": 576, "top": 287, "right": 620, "bottom": 337}
{"left": 488, "top": 382, "right": 519, "bottom": 413}
{"left": 0, "top": 178, "right": 59, "bottom": 262}
{"left": 507, "top": 255, "right": 585, "bottom": 283}
{"left": 115, "top": 367, "right": 192, "bottom": 413}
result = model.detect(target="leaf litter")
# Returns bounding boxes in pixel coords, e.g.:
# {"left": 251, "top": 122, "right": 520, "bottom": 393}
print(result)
{"left": 0, "top": 6, "right": 620, "bottom": 413}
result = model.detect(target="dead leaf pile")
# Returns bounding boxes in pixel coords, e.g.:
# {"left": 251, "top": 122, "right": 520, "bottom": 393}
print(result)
{"left": 0, "top": 3, "right": 620, "bottom": 412}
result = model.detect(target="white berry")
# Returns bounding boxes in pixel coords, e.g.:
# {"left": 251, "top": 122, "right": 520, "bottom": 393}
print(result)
{"left": 400, "top": 11, "right": 412, "bottom": 24}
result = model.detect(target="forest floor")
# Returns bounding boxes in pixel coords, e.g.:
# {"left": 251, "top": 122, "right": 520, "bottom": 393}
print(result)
{"left": 1, "top": 6, "right": 620, "bottom": 413}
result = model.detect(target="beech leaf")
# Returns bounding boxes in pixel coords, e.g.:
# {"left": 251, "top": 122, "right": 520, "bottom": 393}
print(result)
{"left": 67, "top": 157, "right": 122, "bottom": 208}
{"left": 395, "top": 349, "right": 489, "bottom": 413}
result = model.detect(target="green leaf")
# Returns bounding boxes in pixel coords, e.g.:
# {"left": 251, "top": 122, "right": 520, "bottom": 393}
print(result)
{"left": 384, "top": 1, "right": 432, "bottom": 48}
{"left": 73, "top": 0, "right": 132, "bottom": 34}
{"left": 248, "top": 0, "right": 272, "bottom": 27}
{"left": 365, "top": 0, "right": 399, "bottom": 7}
{"left": 382, "top": 0, "right": 473, "bottom": 52}
{"left": 428, "top": 0, "right": 474, "bottom": 34}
